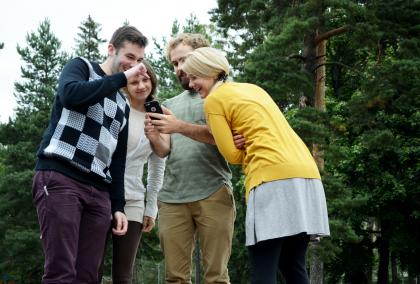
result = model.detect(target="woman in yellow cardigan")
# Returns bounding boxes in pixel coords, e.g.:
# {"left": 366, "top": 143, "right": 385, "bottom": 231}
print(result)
{"left": 182, "top": 47, "right": 330, "bottom": 284}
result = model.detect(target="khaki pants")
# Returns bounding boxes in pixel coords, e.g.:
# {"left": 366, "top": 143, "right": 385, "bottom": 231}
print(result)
{"left": 158, "top": 185, "right": 236, "bottom": 284}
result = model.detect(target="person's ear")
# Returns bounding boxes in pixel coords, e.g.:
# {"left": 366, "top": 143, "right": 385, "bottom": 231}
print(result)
{"left": 107, "top": 44, "right": 115, "bottom": 57}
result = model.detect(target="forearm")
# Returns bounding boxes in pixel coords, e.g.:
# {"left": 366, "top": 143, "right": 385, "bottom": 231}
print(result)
{"left": 177, "top": 121, "right": 215, "bottom": 144}
{"left": 150, "top": 134, "right": 170, "bottom": 158}
{"left": 145, "top": 154, "right": 165, "bottom": 218}
{"left": 59, "top": 58, "right": 127, "bottom": 110}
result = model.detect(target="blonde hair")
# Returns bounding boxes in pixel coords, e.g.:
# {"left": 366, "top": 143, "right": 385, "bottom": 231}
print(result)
{"left": 166, "top": 33, "right": 210, "bottom": 61}
{"left": 182, "top": 47, "right": 230, "bottom": 80}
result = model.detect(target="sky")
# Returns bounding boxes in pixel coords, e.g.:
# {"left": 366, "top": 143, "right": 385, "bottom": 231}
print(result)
{"left": 0, "top": 0, "right": 218, "bottom": 122}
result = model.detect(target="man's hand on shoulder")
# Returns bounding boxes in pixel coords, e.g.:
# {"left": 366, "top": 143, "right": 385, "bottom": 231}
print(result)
{"left": 233, "top": 134, "right": 246, "bottom": 149}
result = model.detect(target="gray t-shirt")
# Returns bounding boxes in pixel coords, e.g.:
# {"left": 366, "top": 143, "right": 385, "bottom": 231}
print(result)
{"left": 158, "top": 90, "right": 232, "bottom": 203}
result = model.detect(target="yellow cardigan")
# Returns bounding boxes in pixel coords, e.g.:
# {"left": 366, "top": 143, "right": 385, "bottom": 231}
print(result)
{"left": 204, "top": 82, "right": 321, "bottom": 200}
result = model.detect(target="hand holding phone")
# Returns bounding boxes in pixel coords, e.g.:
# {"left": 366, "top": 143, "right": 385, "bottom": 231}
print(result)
{"left": 144, "top": 100, "right": 163, "bottom": 120}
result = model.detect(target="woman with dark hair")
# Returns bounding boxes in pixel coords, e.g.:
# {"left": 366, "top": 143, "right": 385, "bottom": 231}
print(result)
{"left": 112, "top": 60, "right": 170, "bottom": 283}
{"left": 182, "top": 47, "right": 330, "bottom": 284}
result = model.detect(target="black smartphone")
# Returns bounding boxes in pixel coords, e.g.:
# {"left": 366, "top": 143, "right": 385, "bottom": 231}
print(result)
{"left": 144, "top": 100, "right": 163, "bottom": 119}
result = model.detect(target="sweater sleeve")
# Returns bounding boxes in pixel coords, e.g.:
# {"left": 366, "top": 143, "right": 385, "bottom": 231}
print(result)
{"left": 109, "top": 108, "right": 130, "bottom": 214}
{"left": 57, "top": 58, "right": 127, "bottom": 110}
{"left": 144, "top": 153, "right": 166, "bottom": 219}
{"left": 206, "top": 113, "right": 244, "bottom": 165}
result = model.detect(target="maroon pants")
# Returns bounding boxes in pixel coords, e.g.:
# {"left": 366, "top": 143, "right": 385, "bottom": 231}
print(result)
{"left": 32, "top": 170, "right": 112, "bottom": 284}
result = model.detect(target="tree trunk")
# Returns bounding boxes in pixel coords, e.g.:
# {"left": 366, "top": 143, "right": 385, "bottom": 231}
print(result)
{"left": 302, "top": 32, "right": 317, "bottom": 107}
{"left": 391, "top": 251, "right": 399, "bottom": 284}
{"left": 314, "top": 40, "right": 326, "bottom": 112}
{"left": 309, "top": 39, "right": 327, "bottom": 284}
{"left": 377, "top": 237, "right": 390, "bottom": 284}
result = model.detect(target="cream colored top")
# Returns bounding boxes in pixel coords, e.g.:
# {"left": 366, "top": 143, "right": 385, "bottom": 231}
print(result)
{"left": 124, "top": 108, "right": 165, "bottom": 222}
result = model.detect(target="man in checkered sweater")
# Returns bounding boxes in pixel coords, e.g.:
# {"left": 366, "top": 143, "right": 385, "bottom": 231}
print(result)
{"left": 32, "top": 26, "right": 150, "bottom": 284}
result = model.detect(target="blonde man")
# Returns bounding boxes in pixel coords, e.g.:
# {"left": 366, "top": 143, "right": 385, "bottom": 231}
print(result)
{"left": 145, "top": 34, "right": 236, "bottom": 284}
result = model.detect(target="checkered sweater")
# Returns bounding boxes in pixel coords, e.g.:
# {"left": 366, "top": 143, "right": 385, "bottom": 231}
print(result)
{"left": 35, "top": 57, "right": 129, "bottom": 213}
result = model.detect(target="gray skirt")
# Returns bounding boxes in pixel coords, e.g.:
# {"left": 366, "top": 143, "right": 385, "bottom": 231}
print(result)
{"left": 245, "top": 178, "right": 330, "bottom": 246}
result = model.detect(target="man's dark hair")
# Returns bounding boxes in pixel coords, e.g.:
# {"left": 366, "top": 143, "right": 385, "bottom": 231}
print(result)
{"left": 110, "top": 25, "right": 148, "bottom": 50}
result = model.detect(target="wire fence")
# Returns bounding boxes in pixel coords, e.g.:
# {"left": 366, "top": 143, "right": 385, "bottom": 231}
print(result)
{"left": 101, "top": 259, "right": 202, "bottom": 284}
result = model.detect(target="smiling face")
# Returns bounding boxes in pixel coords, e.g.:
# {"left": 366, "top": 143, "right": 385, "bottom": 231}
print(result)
{"left": 109, "top": 41, "right": 145, "bottom": 74}
{"left": 188, "top": 74, "right": 216, "bottom": 98}
{"left": 169, "top": 43, "right": 194, "bottom": 90}
{"left": 126, "top": 74, "right": 152, "bottom": 110}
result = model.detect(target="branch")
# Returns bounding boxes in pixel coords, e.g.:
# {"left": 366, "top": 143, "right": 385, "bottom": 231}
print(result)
{"left": 287, "top": 53, "right": 306, "bottom": 61}
{"left": 312, "top": 61, "right": 356, "bottom": 73}
{"left": 315, "top": 26, "right": 349, "bottom": 44}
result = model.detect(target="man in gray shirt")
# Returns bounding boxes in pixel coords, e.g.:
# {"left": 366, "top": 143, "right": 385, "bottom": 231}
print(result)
{"left": 146, "top": 33, "right": 236, "bottom": 283}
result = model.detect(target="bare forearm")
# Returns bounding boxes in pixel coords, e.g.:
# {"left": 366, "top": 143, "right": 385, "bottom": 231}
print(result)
{"left": 177, "top": 121, "right": 215, "bottom": 144}
{"left": 149, "top": 110, "right": 215, "bottom": 144}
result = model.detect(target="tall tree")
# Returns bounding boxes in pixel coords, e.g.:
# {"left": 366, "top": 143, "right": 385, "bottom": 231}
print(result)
{"left": 74, "top": 15, "right": 106, "bottom": 61}
{"left": 0, "top": 18, "right": 68, "bottom": 282}
{"left": 209, "top": 0, "right": 419, "bottom": 282}
{"left": 338, "top": 1, "right": 420, "bottom": 282}
{"left": 210, "top": 1, "right": 363, "bottom": 282}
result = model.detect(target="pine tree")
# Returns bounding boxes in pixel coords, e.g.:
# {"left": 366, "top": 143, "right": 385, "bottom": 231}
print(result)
{"left": 336, "top": 1, "right": 420, "bottom": 282}
{"left": 0, "top": 18, "right": 68, "bottom": 282}
{"left": 210, "top": 0, "right": 420, "bottom": 282}
{"left": 74, "top": 15, "right": 106, "bottom": 61}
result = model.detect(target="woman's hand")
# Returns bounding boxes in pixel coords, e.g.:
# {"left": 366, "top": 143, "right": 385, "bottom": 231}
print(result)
{"left": 112, "top": 211, "right": 128, "bottom": 236}
{"left": 142, "top": 216, "right": 155, "bottom": 232}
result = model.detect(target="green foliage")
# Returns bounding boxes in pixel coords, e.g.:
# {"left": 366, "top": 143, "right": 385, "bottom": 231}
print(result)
{"left": 74, "top": 15, "right": 106, "bottom": 61}
{"left": 212, "top": 0, "right": 420, "bottom": 281}
{"left": 0, "top": 18, "right": 68, "bottom": 282}
{"left": 15, "top": 19, "right": 68, "bottom": 115}
{"left": 285, "top": 107, "right": 330, "bottom": 147}
{"left": 323, "top": 1, "right": 420, "bottom": 280}
{"left": 227, "top": 166, "right": 248, "bottom": 283}
{"left": 1, "top": 1, "right": 419, "bottom": 282}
